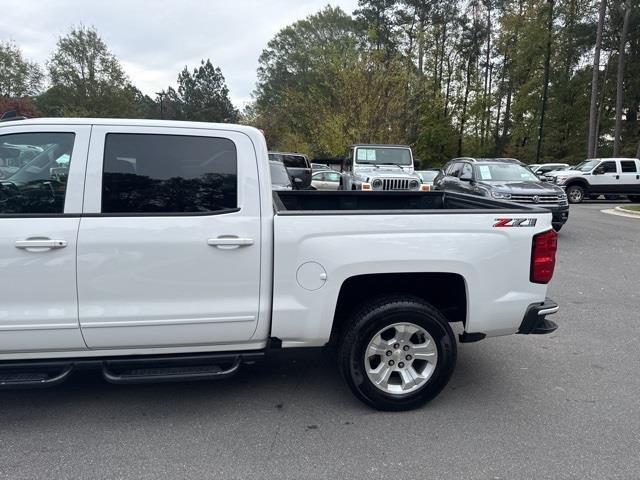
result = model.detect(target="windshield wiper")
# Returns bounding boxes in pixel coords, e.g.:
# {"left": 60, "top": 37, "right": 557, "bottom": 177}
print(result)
{"left": 379, "top": 163, "right": 408, "bottom": 169}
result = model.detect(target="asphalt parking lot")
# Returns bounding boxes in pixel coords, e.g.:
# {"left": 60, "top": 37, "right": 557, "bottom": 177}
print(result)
{"left": 1, "top": 202, "right": 639, "bottom": 480}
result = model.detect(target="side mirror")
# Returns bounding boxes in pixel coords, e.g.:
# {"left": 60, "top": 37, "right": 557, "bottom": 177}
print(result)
{"left": 294, "top": 177, "right": 303, "bottom": 184}
{"left": 459, "top": 173, "right": 473, "bottom": 182}
{"left": 538, "top": 175, "right": 548, "bottom": 182}
{"left": 594, "top": 167, "right": 605, "bottom": 175}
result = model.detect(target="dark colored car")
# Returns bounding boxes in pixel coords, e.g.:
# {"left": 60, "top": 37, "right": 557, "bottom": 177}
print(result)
{"left": 268, "top": 152, "right": 311, "bottom": 189}
{"left": 434, "top": 157, "right": 569, "bottom": 231}
{"left": 269, "top": 160, "right": 293, "bottom": 191}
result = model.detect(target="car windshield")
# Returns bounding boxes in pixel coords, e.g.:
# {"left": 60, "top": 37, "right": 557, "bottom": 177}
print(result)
{"left": 476, "top": 163, "right": 539, "bottom": 182}
{"left": 355, "top": 147, "right": 412, "bottom": 166}
{"left": 573, "top": 160, "right": 599, "bottom": 172}
{"left": 417, "top": 170, "right": 438, "bottom": 182}
{"left": 269, "top": 162, "right": 291, "bottom": 185}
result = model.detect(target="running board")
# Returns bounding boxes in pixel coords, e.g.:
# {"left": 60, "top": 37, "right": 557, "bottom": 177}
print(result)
{"left": 0, "top": 365, "right": 74, "bottom": 389}
{"left": 0, "top": 351, "right": 264, "bottom": 389}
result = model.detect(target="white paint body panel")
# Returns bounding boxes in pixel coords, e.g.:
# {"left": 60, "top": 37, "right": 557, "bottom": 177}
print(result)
{"left": 0, "top": 118, "right": 551, "bottom": 360}
{"left": 271, "top": 212, "right": 550, "bottom": 347}
{"left": 77, "top": 126, "right": 264, "bottom": 349}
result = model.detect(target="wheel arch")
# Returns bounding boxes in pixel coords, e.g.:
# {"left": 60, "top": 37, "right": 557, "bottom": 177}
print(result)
{"left": 330, "top": 272, "right": 467, "bottom": 344}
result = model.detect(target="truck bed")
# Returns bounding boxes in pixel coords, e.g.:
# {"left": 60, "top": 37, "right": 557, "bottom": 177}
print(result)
{"left": 273, "top": 191, "right": 547, "bottom": 214}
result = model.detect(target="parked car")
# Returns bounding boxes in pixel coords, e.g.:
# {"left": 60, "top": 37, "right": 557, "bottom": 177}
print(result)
{"left": 544, "top": 158, "right": 640, "bottom": 203}
{"left": 269, "top": 160, "right": 293, "bottom": 191}
{"left": 415, "top": 169, "right": 440, "bottom": 190}
{"left": 0, "top": 117, "right": 559, "bottom": 411}
{"left": 311, "top": 162, "right": 330, "bottom": 171}
{"left": 341, "top": 144, "right": 426, "bottom": 191}
{"left": 311, "top": 169, "right": 341, "bottom": 190}
{"left": 434, "top": 157, "right": 569, "bottom": 231}
{"left": 268, "top": 152, "right": 311, "bottom": 189}
{"left": 529, "top": 163, "right": 570, "bottom": 175}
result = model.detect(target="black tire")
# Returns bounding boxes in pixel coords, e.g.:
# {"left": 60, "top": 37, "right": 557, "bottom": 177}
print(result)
{"left": 552, "top": 223, "right": 563, "bottom": 232}
{"left": 566, "top": 184, "right": 585, "bottom": 204}
{"left": 338, "top": 296, "right": 457, "bottom": 411}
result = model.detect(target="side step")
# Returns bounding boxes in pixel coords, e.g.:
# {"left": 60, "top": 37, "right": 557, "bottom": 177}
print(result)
{"left": 0, "top": 351, "right": 264, "bottom": 389}
{"left": 101, "top": 352, "right": 260, "bottom": 385}
{"left": 0, "top": 365, "right": 74, "bottom": 389}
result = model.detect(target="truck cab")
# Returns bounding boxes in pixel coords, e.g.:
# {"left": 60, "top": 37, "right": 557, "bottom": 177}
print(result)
{"left": 341, "top": 144, "right": 426, "bottom": 191}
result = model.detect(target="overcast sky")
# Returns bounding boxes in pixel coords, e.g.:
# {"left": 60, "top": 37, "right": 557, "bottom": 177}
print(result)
{"left": 4, "top": 0, "right": 359, "bottom": 107}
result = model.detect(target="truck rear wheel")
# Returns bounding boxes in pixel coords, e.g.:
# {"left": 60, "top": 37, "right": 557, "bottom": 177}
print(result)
{"left": 338, "top": 296, "right": 456, "bottom": 411}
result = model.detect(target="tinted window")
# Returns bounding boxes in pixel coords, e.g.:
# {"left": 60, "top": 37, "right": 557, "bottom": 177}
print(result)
{"left": 600, "top": 161, "right": 617, "bottom": 173}
{"left": 282, "top": 155, "right": 308, "bottom": 169}
{"left": 0, "top": 132, "right": 75, "bottom": 214}
{"left": 269, "top": 161, "right": 291, "bottom": 185}
{"left": 621, "top": 161, "right": 637, "bottom": 173}
{"left": 102, "top": 134, "right": 237, "bottom": 214}
{"left": 448, "top": 163, "right": 463, "bottom": 177}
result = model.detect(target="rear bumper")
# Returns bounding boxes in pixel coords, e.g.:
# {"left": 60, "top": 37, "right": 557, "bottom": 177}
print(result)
{"left": 517, "top": 298, "right": 559, "bottom": 335}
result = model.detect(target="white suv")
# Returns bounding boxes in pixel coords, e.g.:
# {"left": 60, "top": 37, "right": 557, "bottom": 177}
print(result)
{"left": 545, "top": 158, "right": 640, "bottom": 203}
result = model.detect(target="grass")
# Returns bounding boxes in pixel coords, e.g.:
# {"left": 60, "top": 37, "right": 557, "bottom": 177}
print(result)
{"left": 618, "top": 205, "right": 640, "bottom": 214}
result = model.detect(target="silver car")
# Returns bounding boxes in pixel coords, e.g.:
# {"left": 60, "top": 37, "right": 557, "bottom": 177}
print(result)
{"left": 311, "top": 170, "right": 342, "bottom": 190}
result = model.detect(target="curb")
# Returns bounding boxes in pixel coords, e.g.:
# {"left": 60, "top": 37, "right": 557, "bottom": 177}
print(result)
{"left": 601, "top": 207, "right": 640, "bottom": 219}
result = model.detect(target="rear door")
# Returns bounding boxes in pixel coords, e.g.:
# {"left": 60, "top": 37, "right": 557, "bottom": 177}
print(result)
{"left": 0, "top": 124, "right": 90, "bottom": 353}
{"left": 618, "top": 160, "right": 640, "bottom": 194}
{"left": 77, "top": 126, "right": 262, "bottom": 349}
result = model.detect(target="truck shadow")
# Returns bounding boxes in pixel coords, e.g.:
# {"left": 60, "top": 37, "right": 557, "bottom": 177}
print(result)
{"left": 0, "top": 346, "right": 505, "bottom": 425}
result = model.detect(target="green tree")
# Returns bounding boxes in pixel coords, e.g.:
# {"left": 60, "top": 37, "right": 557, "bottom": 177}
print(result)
{"left": 38, "top": 26, "right": 142, "bottom": 117}
{"left": 0, "top": 41, "right": 43, "bottom": 98}
{"left": 174, "top": 59, "right": 238, "bottom": 122}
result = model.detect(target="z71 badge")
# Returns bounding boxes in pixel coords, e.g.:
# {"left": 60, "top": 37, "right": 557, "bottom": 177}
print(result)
{"left": 493, "top": 218, "right": 537, "bottom": 227}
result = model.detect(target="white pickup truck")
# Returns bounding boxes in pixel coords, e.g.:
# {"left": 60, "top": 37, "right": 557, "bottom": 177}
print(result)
{"left": 0, "top": 118, "right": 559, "bottom": 410}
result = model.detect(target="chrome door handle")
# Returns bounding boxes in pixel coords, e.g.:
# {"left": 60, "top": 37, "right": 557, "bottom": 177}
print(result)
{"left": 15, "top": 239, "right": 67, "bottom": 249}
{"left": 207, "top": 237, "right": 254, "bottom": 249}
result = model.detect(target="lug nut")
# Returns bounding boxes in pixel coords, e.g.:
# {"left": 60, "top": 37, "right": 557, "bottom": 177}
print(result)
{"left": 385, "top": 350, "right": 392, "bottom": 356}
{"left": 406, "top": 355, "right": 412, "bottom": 361}
{"left": 403, "top": 345, "right": 410, "bottom": 351}
{"left": 388, "top": 360, "right": 395, "bottom": 366}
{"left": 398, "top": 362, "right": 405, "bottom": 368}
{"left": 393, "top": 343, "right": 400, "bottom": 349}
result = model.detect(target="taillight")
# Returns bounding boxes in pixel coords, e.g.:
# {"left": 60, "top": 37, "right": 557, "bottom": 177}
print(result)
{"left": 530, "top": 229, "right": 557, "bottom": 284}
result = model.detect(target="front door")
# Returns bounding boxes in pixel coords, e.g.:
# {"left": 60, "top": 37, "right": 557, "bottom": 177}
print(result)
{"left": 589, "top": 160, "right": 619, "bottom": 193}
{"left": 77, "top": 126, "right": 262, "bottom": 349}
{"left": 0, "top": 125, "right": 90, "bottom": 353}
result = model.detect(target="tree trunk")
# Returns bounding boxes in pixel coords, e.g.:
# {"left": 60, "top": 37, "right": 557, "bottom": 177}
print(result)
{"left": 613, "top": 0, "right": 631, "bottom": 156}
{"left": 458, "top": 57, "right": 473, "bottom": 156}
{"left": 588, "top": 0, "right": 607, "bottom": 158}
{"left": 536, "top": 0, "right": 555, "bottom": 163}
{"left": 481, "top": 0, "right": 492, "bottom": 147}
{"left": 594, "top": 54, "right": 611, "bottom": 157}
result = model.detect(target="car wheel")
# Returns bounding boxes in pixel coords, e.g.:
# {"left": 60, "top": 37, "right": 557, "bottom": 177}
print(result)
{"left": 338, "top": 296, "right": 456, "bottom": 411}
{"left": 552, "top": 223, "right": 563, "bottom": 232}
{"left": 566, "top": 185, "right": 585, "bottom": 204}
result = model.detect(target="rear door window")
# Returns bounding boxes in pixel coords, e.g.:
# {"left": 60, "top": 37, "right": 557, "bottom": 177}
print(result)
{"left": 620, "top": 161, "right": 637, "bottom": 173}
{"left": 102, "top": 133, "right": 237, "bottom": 214}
